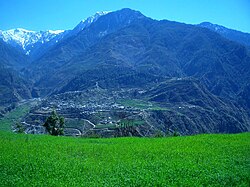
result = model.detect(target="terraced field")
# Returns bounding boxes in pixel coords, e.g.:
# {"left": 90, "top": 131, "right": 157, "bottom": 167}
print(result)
{"left": 0, "top": 131, "right": 249, "bottom": 186}
{"left": 0, "top": 104, "right": 30, "bottom": 131}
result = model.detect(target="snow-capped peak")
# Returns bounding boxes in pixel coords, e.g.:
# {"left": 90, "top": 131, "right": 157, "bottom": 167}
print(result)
{"left": 72, "top": 11, "right": 111, "bottom": 34}
{"left": 81, "top": 11, "right": 111, "bottom": 23}
{"left": 0, "top": 11, "right": 111, "bottom": 55}
{"left": 47, "top": 30, "right": 64, "bottom": 35}
{"left": 199, "top": 22, "right": 228, "bottom": 33}
{"left": 13, "top": 28, "right": 35, "bottom": 33}
{"left": 0, "top": 28, "right": 66, "bottom": 53}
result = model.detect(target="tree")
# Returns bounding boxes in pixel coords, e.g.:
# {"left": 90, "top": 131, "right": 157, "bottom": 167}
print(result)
{"left": 43, "top": 110, "right": 65, "bottom": 136}
{"left": 15, "top": 122, "right": 24, "bottom": 133}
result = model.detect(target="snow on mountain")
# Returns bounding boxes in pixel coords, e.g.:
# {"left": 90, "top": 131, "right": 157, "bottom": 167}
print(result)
{"left": 199, "top": 22, "right": 229, "bottom": 34}
{"left": 0, "top": 11, "right": 110, "bottom": 56}
{"left": 72, "top": 11, "right": 111, "bottom": 35}
{"left": 198, "top": 22, "right": 250, "bottom": 47}
{"left": 0, "top": 28, "right": 65, "bottom": 54}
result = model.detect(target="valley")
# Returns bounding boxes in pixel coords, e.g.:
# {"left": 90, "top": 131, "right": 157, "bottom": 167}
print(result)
{"left": 0, "top": 8, "right": 250, "bottom": 137}
{"left": 9, "top": 78, "right": 250, "bottom": 137}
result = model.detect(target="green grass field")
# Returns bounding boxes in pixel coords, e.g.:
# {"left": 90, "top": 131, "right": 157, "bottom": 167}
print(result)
{"left": 118, "top": 99, "right": 169, "bottom": 111}
{"left": 0, "top": 131, "right": 249, "bottom": 186}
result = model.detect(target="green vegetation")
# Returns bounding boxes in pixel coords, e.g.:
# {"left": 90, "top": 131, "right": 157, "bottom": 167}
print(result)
{"left": 43, "top": 110, "right": 65, "bottom": 136}
{"left": 152, "top": 130, "right": 165, "bottom": 137}
{"left": 65, "top": 118, "right": 86, "bottom": 129}
{"left": 0, "top": 131, "right": 249, "bottom": 186}
{"left": 14, "top": 122, "right": 25, "bottom": 133}
{"left": 0, "top": 104, "right": 30, "bottom": 131}
{"left": 118, "top": 99, "right": 151, "bottom": 109}
{"left": 94, "top": 124, "right": 117, "bottom": 129}
{"left": 118, "top": 119, "right": 144, "bottom": 127}
{"left": 118, "top": 99, "right": 168, "bottom": 111}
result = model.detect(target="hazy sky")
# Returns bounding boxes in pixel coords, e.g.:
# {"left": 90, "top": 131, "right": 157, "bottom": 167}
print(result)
{"left": 1, "top": 0, "right": 250, "bottom": 33}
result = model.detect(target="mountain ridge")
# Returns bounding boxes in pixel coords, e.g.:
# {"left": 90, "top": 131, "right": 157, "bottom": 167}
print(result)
{"left": 0, "top": 29, "right": 65, "bottom": 54}
{"left": 1, "top": 9, "right": 249, "bottom": 59}
{"left": 198, "top": 22, "right": 250, "bottom": 47}
{"left": 0, "top": 11, "right": 113, "bottom": 59}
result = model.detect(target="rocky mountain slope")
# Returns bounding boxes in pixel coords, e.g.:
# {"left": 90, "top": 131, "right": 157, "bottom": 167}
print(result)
{"left": 0, "top": 40, "right": 32, "bottom": 106}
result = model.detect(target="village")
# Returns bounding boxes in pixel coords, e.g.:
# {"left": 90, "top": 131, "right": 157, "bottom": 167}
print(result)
{"left": 20, "top": 89, "right": 147, "bottom": 136}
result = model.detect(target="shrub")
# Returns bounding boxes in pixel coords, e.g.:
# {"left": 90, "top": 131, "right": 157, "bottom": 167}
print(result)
{"left": 173, "top": 130, "right": 180, "bottom": 137}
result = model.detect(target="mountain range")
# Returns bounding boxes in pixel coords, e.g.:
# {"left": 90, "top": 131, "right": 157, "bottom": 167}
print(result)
{"left": 1, "top": 11, "right": 250, "bottom": 59}
{"left": 0, "top": 11, "right": 111, "bottom": 59}
{"left": 0, "top": 8, "right": 249, "bottom": 135}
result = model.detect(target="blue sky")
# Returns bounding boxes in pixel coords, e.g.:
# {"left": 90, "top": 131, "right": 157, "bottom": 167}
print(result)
{"left": 0, "top": 0, "right": 250, "bottom": 33}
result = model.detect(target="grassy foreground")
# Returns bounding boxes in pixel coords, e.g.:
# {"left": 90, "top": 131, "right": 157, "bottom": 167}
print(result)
{"left": 0, "top": 132, "right": 249, "bottom": 186}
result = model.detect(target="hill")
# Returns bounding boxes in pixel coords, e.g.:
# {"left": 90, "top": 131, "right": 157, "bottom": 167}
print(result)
{"left": 143, "top": 78, "right": 250, "bottom": 134}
